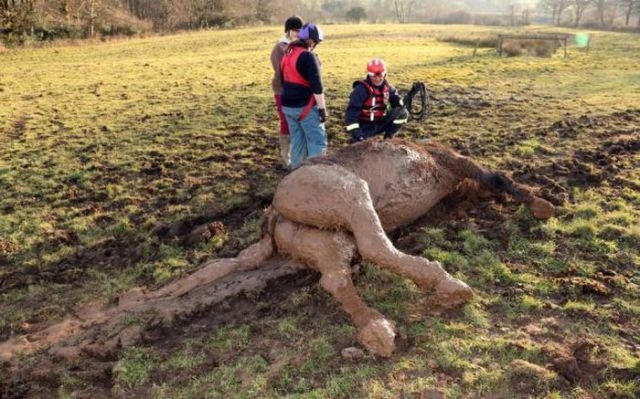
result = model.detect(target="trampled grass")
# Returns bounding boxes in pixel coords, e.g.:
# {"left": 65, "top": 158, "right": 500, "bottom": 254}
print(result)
{"left": 1, "top": 24, "right": 639, "bottom": 398}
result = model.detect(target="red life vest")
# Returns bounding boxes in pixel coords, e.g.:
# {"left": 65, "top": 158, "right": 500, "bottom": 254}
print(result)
{"left": 281, "top": 45, "right": 311, "bottom": 88}
{"left": 281, "top": 44, "right": 316, "bottom": 121}
{"left": 356, "top": 80, "right": 390, "bottom": 123}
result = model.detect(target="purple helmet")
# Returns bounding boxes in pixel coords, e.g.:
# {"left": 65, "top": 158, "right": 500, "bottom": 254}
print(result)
{"left": 298, "top": 23, "right": 324, "bottom": 43}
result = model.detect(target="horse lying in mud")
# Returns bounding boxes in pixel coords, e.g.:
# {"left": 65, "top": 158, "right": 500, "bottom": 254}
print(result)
{"left": 154, "top": 138, "right": 554, "bottom": 357}
{"left": 0, "top": 139, "right": 554, "bottom": 361}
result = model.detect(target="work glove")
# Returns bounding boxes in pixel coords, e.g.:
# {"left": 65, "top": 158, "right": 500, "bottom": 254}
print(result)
{"left": 397, "top": 106, "right": 409, "bottom": 120}
{"left": 318, "top": 108, "right": 328, "bottom": 123}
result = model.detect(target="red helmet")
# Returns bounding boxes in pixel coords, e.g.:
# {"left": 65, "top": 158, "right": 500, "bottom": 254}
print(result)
{"left": 367, "top": 58, "right": 386, "bottom": 76}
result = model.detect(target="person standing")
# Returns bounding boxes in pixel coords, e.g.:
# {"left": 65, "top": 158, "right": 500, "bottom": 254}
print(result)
{"left": 344, "top": 58, "right": 408, "bottom": 143}
{"left": 270, "top": 16, "right": 304, "bottom": 170}
{"left": 280, "top": 23, "right": 328, "bottom": 170}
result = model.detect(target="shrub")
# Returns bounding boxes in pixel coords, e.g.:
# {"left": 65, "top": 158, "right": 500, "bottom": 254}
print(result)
{"left": 501, "top": 39, "right": 561, "bottom": 57}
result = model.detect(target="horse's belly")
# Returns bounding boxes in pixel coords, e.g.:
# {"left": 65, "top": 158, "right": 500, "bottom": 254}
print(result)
{"left": 364, "top": 162, "right": 459, "bottom": 231}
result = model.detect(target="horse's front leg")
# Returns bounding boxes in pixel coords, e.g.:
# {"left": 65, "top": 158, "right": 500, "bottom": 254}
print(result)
{"left": 273, "top": 217, "right": 397, "bottom": 357}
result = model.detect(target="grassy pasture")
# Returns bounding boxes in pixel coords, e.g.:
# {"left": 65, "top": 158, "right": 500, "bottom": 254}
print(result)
{"left": 1, "top": 24, "right": 639, "bottom": 398}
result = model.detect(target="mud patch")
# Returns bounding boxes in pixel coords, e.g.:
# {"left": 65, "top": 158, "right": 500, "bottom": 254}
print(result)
{"left": 1, "top": 269, "right": 318, "bottom": 399}
{"left": 507, "top": 111, "right": 640, "bottom": 205}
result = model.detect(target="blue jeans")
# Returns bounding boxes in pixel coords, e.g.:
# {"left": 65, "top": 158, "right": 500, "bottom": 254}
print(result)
{"left": 283, "top": 105, "right": 327, "bottom": 169}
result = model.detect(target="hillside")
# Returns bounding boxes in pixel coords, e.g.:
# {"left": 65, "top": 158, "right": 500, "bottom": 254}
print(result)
{"left": 1, "top": 24, "right": 639, "bottom": 398}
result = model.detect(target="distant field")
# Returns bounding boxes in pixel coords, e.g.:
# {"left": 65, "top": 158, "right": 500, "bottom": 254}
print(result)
{"left": 1, "top": 24, "right": 639, "bottom": 398}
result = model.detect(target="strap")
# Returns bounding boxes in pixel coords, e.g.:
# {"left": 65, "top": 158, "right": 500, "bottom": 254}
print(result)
{"left": 298, "top": 96, "right": 317, "bottom": 121}
{"left": 356, "top": 80, "right": 373, "bottom": 96}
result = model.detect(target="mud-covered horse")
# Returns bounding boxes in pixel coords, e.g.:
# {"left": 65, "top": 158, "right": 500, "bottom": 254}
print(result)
{"left": 0, "top": 139, "right": 554, "bottom": 361}
{"left": 157, "top": 139, "right": 554, "bottom": 356}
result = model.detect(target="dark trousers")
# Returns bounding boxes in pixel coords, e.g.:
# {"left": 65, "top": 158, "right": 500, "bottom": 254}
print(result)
{"left": 359, "top": 106, "right": 406, "bottom": 140}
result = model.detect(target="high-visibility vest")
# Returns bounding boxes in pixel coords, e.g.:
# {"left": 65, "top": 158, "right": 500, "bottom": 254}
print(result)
{"left": 281, "top": 45, "right": 316, "bottom": 121}
{"left": 356, "top": 79, "right": 390, "bottom": 122}
{"left": 281, "top": 45, "right": 311, "bottom": 88}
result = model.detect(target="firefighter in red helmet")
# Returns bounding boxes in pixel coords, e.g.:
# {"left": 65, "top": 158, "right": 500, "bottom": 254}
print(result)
{"left": 344, "top": 58, "right": 408, "bottom": 143}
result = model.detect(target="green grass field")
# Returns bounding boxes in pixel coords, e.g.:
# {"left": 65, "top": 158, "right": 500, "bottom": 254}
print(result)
{"left": 1, "top": 24, "right": 639, "bottom": 398}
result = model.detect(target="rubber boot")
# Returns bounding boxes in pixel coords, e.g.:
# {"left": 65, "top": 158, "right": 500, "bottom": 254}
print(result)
{"left": 278, "top": 135, "right": 291, "bottom": 169}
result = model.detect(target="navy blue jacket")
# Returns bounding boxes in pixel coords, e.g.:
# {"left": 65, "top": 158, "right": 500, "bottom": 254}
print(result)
{"left": 344, "top": 77, "right": 402, "bottom": 127}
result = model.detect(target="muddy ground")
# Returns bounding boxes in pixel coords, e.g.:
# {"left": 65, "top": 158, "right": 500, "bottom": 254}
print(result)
{"left": 1, "top": 89, "right": 639, "bottom": 398}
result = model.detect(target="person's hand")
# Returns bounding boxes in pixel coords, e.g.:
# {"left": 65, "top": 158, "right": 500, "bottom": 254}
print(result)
{"left": 318, "top": 108, "right": 328, "bottom": 123}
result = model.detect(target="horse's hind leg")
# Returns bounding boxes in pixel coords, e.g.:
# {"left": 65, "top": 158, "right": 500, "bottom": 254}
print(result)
{"left": 273, "top": 164, "right": 472, "bottom": 307}
{"left": 273, "top": 217, "right": 397, "bottom": 357}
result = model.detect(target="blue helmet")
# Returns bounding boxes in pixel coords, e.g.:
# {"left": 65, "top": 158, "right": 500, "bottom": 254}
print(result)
{"left": 298, "top": 23, "right": 324, "bottom": 43}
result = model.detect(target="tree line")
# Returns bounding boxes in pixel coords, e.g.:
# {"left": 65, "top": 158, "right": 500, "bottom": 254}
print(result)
{"left": 540, "top": 0, "right": 640, "bottom": 28}
{"left": 0, "top": 0, "right": 294, "bottom": 42}
{"left": 1, "top": 0, "right": 639, "bottom": 45}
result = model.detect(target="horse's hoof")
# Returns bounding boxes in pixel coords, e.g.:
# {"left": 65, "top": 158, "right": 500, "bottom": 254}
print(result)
{"left": 530, "top": 197, "right": 555, "bottom": 219}
{"left": 357, "top": 318, "right": 397, "bottom": 357}
{"left": 433, "top": 275, "right": 473, "bottom": 307}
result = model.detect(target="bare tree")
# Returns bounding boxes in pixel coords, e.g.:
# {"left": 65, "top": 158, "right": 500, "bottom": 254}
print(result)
{"left": 572, "top": 0, "right": 591, "bottom": 26}
{"left": 1, "top": 0, "right": 36, "bottom": 33}
{"left": 522, "top": 8, "right": 530, "bottom": 24}
{"left": 592, "top": 0, "right": 615, "bottom": 26}
{"left": 366, "top": 0, "right": 393, "bottom": 22}
{"left": 393, "top": 0, "right": 416, "bottom": 23}
{"left": 87, "top": 0, "right": 95, "bottom": 36}
{"left": 618, "top": 0, "right": 640, "bottom": 26}
{"left": 254, "top": 0, "right": 271, "bottom": 22}
{"left": 54, "top": 0, "right": 120, "bottom": 37}
{"left": 539, "top": 0, "right": 571, "bottom": 25}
